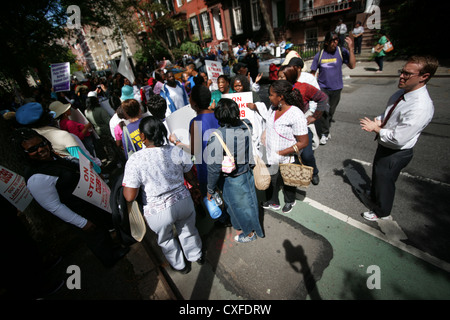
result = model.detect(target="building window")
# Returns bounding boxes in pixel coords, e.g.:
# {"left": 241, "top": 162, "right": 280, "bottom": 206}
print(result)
{"left": 232, "top": 0, "right": 243, "bottom": 35}
{"left": 200, "top": 12, "right": 211, "bottom": 39}
{"left": 190, "top": 16, "right": 200, "bottom": 41}
{"left": 305, "top": 28, "right": 318, "bottom": 45}
{"left": 176, "top": 0, "right": 183, "bottom": 8}
{"left": 251, "top": 0, "right": 261, "bottom": 31}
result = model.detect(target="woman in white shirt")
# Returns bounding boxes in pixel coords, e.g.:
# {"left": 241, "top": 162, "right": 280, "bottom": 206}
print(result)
{"left": 262, "top": 80, "right": 309, "bottom": 214}
{"left": 122, "top": 116, "right": 203, "bottom": 273}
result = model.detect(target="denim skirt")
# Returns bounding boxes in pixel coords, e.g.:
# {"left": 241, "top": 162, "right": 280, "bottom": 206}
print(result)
{"left": 221, "top": 170, "right": 264, "bottom": 238}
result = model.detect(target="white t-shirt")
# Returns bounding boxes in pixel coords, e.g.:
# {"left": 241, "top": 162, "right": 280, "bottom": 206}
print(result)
{"left": 122, "top": 145, "right": 193, "bottom": 216}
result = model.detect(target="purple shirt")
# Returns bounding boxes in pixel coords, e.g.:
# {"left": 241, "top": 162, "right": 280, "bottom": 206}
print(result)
{"left": 310, "top": 47, "right": 350, "bottom": 91}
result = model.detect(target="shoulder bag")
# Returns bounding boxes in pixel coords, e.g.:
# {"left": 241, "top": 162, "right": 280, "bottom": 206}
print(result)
{"left": 212, "top": 132, "right": 236, "bottom": 174}
{"left": 242, "top": 121, "right": 271, "bottom": 190}
{"left": 123, "top": 126, "right": 137, "bottom": 158}
{"left": 279, "top": 145, "right": 313, "bottom": 188}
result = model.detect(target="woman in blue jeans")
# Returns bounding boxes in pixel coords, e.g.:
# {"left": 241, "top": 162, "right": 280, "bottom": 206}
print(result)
{"left": 206, "top": 98, "right": 264, "bottom": 243}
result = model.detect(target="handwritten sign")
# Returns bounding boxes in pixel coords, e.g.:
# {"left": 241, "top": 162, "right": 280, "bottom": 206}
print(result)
{"left": 205, "top": 60, "right": 223, "bottom": 91}
{"left": 221, "top": 92, "right": 255, "bottom": 124}
{"left": 0, "top": 166, "right": 33, "bottom": 212}
{"left": 51, "top": 62, "right": 71, "bottom": 92}
{"left": 72, "top": 152, "right": 112, "bottom": 213}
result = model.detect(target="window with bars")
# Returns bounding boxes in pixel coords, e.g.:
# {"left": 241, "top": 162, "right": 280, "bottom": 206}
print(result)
{"left": 232, "top": 0, "right": 243, "bottom": 35}
{"left": 251, "top": 0, "right": 261, "bottom": 31}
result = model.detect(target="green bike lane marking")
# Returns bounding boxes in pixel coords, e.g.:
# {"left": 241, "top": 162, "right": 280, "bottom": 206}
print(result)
{"left": 280, "top": 197, "right": 450, "bottom": 300}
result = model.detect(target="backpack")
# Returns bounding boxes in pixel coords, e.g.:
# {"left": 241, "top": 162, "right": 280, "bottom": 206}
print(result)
{"left": 110, "top": 172, "right": 145, "bottom": 246}
{"left": 318, "top": 46, "right": 343, "bottom": 66}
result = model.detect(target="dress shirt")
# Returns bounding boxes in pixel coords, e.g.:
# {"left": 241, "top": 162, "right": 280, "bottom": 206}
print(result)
{"left": 377, "top": 86, "right": 434, "bottom": 150}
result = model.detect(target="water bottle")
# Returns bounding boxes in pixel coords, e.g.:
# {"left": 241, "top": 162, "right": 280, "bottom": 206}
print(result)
{"left": 203, "top": 193, "right": 222, "bottom": 219}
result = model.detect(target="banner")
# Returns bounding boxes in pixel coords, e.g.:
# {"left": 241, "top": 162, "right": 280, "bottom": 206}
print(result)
{"left": 72, "top": 152, "right": 112, "bottom": 213}
{"left": 205, "top": 60, "right": 223, "bottom": 91}
{"left": 0, "top": 166, "right": 33, "bottom": 212}
{"left": 51, "top": 62, "right": 71, "bottom": 92}
{"left": 221, "top": 92, "right": 255, "bottom": 124}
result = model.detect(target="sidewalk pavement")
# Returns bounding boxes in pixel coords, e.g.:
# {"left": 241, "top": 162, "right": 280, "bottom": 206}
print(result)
{"left": 303, "top": 58, "right": 450, "bottom": 78}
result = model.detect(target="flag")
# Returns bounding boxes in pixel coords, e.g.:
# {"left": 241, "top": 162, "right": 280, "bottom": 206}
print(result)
{"left": 117, "top": 43, "right": 135, "bottom": 83}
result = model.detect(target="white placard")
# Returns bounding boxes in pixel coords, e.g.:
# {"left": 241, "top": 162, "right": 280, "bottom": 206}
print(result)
{"left": 0, "top": 166, "right": 33, "bottom": 212}
{"left": 165, "top": 105, "right": 197, "bottom": 145}
{"left": 205, "top": 60, "right": 223, "bottom": 91}
{"left": 221, "top": 92, "right": 255, "bottom": 124}
{"left": 68, "top": 108, "right": 100, "bottom": 139}
{"left": 72, "top": 152, "right": 112, "bottom": 213}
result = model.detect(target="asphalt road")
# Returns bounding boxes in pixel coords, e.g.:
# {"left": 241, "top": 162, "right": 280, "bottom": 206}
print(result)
{"left": 259, "top": 76, "right": 450, "bottom": 265}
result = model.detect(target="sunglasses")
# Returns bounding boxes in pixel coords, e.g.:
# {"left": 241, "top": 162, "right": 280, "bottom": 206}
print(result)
{"left": 24, "top": 140, "right": 48, "bottom": 154}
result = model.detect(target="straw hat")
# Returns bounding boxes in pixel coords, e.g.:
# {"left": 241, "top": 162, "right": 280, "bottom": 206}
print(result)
{"left": 49, "top": 101, "right": 71, "bottom": 119}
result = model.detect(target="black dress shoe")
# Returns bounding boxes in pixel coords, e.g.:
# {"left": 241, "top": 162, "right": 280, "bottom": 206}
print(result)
{"left": 311, "top": 175, "right": 320, "bottom": 185}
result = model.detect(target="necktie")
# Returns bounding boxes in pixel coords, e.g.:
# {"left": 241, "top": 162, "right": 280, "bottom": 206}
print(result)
{"left": 375, "top": 94, "right": 404, "bottom": 140}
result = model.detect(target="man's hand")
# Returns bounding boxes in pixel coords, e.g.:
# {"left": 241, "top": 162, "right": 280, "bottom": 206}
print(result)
{"left": 360, "top": 117, "right": 380, "bottom": 133}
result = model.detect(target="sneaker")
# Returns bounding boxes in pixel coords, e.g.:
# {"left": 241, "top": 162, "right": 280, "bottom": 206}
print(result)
{"left": 362, "top": 211, "right": 391, "bottom": 221}
{"left": 262, "top": 201, "right": 280, "bottom": 211}
{"left": 196, "top": 255, "right": 205, "bottom": 265}
{"left": 171, "top": 264, "right": 191, "bottom": 274}
{"left": 282, "top": 201, "right": 296, "bottom": 214}
{"left": 320, "top": 135, "right": 328, "bottom": 145}
{"left": 234, "top": 233, "right": 257, "bottom": 243}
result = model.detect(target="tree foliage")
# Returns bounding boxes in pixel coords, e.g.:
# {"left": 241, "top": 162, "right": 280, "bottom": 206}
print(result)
{"left": 384, "top": 0, "right": 448, "bottom": 59}
{"left": 0, "top": 0, "right": 116, "bottom": 95}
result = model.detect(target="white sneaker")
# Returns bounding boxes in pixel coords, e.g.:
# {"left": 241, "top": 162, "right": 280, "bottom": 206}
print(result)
{"left": 362, "top": 211, "right": 391, "bottom": 221}
{"left": 320, "top": 135, "right": 328, "bottom": 145}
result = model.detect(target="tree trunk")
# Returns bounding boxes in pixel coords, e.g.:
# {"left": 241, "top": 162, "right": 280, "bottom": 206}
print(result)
{"left": 259, "top": 0, "right": 276, "bottom": 43}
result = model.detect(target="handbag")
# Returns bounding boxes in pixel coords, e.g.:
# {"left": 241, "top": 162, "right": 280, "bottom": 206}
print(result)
{"left": 383, "top": 40, "right": 394, "bottom": 53}
{"left": 212, "top": 132, "right": 236, "bottom": 174}
{"left": 279, "top": 145, "right": 313, "bottom": 188}
{"left": 242, "top": 121, "right": 271, "bottom": 190}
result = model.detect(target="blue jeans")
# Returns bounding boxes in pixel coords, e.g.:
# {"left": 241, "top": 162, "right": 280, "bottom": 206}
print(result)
{"left": 300, "top": 128, "right": 319, "bottom": 176}
{"left": 220, "top": 170, "right": 264, "bottom": 238}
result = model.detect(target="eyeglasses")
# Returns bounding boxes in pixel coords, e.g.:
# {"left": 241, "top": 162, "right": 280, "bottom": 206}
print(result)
{"left": 398, "top": 69, "right": 420, "bottom": 79}
{"left": 24, "top": 140, "right": 48, "bottom": 154}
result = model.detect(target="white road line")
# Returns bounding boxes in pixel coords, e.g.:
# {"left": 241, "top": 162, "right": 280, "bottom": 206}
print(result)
{"left": 303, "top": 197, "right": 450, "bottom": 273}
{"left": 351, "top": 158, "right": 450, "bottom": 188}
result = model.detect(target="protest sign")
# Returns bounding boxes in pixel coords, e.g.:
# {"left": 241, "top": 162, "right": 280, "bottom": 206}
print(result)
{"left": 51, "top": 62, "right": 71, "bottom": 92}
{"left": 221, "top": 92, "right": 255, "bottom": 124}
{"left": 166, "top": 105, "right": 197, "bottom": 145}
{"left": 68, "top": 108, "right": 100, "bottom": 139}
{"left": 72, "top": 152, "right": 112, "bottom": 213}
{"left": 0, "top": 166, "right": 33, "bottom": 212}
{"left": 205, "top": 60, "right": 223, "bottom": 91}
